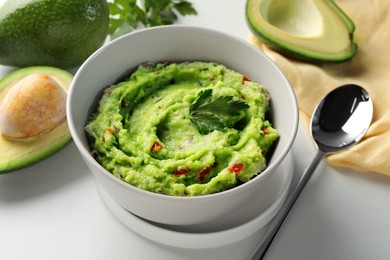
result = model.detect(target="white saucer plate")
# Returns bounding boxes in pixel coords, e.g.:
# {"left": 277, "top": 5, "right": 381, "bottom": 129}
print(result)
{"left": 98, "top": 152, "right": 294, "bottom": 249}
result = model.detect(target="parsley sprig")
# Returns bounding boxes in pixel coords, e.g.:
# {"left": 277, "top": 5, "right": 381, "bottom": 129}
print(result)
{"left": 108, "top": 0, "right": 197, "bottom": 38}
{"left": 189, "top": 89, "right": 249, "bottom": 135}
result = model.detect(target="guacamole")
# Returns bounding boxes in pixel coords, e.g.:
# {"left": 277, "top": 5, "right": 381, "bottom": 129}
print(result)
{"left": 85, "top": 61, "right": 279, "bottom": 196}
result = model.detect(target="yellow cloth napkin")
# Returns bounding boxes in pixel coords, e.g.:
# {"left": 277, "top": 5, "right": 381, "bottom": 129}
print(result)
{"left": 250, "top": 0, "right": 390, "bottom": 176}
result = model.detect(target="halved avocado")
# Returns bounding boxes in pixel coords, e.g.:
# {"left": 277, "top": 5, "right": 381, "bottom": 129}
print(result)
{"left": 246, "top": 0, "right": 358, "bottom": 62}
{"left": 0, "top": 66, "right": 73, "bottom": 173}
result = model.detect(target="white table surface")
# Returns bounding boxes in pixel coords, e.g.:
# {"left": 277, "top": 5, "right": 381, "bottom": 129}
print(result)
{"left": 1, "top": 1, "right": 390, "bottom": 259}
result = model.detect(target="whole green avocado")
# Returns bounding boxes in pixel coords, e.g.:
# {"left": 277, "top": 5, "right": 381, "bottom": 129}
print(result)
{"left": 0, "top": 0, "right": 109, "bottom": 68}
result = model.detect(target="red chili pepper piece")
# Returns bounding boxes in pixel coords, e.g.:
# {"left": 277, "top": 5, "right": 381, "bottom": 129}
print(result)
{"left": 106, "top": 127, "right": 115, "bottom": 133}
{"left": 228, "top": 163, "right": 244, "bottom": 174}
{"left": 242, "top": 76, "right": 251, "bottom": 85}
{"left": 173, "top": 168, "right": 191, "bottom": 176}
{"left": 197, "top": 166, "right": 211, "bottom": 181}
{"left": 151, "top": 141, "right": 162, "bottom": 152}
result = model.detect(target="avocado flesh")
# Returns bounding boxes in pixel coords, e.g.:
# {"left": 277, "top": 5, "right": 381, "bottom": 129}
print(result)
{"left": 0, "top": 67, "right": 73, "bottom": 173}
{"left": 246, "top": 0, "right": 357, "bottom": 62}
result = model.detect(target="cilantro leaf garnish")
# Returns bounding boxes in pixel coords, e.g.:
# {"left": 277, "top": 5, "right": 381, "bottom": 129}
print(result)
{"left": 108, "top": 0, "right": 197, "bottom": 39}
{"left": 189, "top": 89, "right": 249, "bottom": 135}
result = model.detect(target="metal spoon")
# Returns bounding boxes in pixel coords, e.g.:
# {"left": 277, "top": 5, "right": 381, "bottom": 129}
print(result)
{"left": 250, "top": 84, "right": 373, "bottom": 260}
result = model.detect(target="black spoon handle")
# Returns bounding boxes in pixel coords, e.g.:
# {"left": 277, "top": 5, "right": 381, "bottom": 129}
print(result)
{"left": 249, "top": 150, "right": 326, "bottom": 260}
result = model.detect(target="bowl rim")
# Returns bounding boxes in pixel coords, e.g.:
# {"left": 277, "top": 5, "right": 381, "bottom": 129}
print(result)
{"left": 67, "top": 25, "right": 299, "bottom": 201}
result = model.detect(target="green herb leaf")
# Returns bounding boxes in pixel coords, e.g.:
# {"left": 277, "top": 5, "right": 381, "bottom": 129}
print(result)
{"left": 189, "top": 89, "right": 249, "bottom": 135}
{"left": 109, "top": 0, "right": 197, "bottom": 39}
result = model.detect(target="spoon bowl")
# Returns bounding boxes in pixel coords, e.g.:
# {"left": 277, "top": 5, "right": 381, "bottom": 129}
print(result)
{"left": 312, "top": 84, "right": 373, "bottom": 153}
{"left": 250, "top": 84, "right": 373, "bottom": 259}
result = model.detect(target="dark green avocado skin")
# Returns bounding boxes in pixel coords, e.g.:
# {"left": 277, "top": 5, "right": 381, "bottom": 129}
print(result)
{"left": 0, "top": 0, "right": 109, "bottom": 68}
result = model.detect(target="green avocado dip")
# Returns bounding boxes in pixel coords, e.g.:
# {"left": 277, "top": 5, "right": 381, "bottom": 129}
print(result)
{"left": 85, "top": 61, "right": 279, "bottom": 196}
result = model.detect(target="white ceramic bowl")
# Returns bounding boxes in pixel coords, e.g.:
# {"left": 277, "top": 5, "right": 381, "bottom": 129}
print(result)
{"left": 67, "top": 25, "right": 299, "bottom": 226}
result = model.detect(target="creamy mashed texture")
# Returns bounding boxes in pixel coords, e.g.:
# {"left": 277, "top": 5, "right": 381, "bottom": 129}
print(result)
{"left": 85, "top": 61, "right": 279, "bottom": 196}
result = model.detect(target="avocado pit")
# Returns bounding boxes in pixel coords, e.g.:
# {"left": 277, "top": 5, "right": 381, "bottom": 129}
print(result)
{"left": 0, "top": 74, "right": 67, "bottom": 141}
